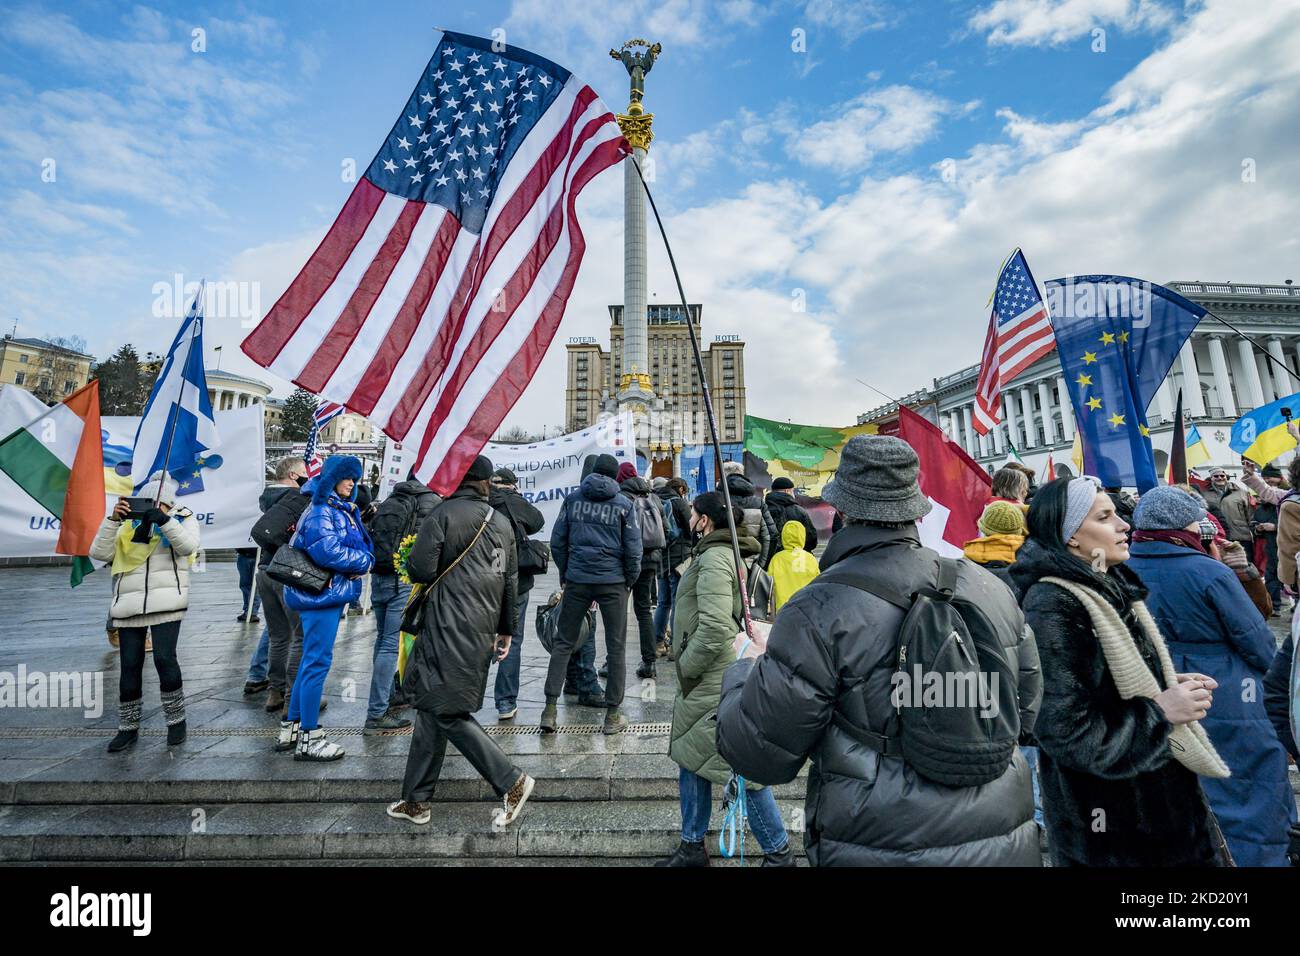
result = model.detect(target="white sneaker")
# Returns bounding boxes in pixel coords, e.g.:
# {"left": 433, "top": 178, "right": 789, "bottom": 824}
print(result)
{"left": 387, "top": 800, "right": 432, "bottom": 825}
{"left": 496, "top": 774, "right": 535, "bottom": 827}
{"left": 294, "top": 727, "right": 345, "bottom": 762}
{"left": 274, "top": 720, "right": 299, "bottom": 753}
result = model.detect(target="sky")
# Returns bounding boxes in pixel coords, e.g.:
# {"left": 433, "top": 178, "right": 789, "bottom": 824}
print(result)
{"left": 2, "top": 0, "right": 1298, "bottom": 434}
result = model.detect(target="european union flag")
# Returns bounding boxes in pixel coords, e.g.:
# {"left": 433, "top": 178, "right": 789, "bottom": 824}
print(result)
{"left": 1044, "top": 276, "right": 1205, "bottom": 492}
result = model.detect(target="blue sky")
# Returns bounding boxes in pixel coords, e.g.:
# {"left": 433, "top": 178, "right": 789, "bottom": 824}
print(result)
{"left": 2, "top": 0, "right": 1298, "bottom": 431}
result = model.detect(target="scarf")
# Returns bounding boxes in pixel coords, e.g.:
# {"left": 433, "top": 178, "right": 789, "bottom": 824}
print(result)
{"left": 1131, "top": 528, "right": 1206, "bottom": 553}
{"left": 1041, "top": 575, "right": 1230, "bottom": 779}
{"left": 111, "top": 513, "right": 194, "bottom": 575}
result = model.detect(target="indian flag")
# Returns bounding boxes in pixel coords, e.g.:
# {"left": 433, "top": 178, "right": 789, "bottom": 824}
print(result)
{"left": 0, "top": 381, "right": 105, "bottom": 585}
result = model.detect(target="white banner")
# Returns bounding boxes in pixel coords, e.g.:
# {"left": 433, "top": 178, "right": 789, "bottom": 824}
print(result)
{"left": 379, "top": 439, "right": 411, "bottom": 502}
{"left": 0, "top": 404, "right": 265, "bottom": 557}
{"left": 482, "top": 414, "right": 634, "bottom": 538}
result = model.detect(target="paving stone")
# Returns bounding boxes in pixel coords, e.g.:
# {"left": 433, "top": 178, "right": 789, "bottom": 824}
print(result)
{"left": 186, "top": 803, "right": 343, "bottom": 860}
{"left": 31, "top": 804, "right": 193, "bottom": 861}
{"left": 324, "top": 801, "right": 519, "bottom": 859}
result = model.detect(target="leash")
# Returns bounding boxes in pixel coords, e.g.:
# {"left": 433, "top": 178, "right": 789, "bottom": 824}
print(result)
{"left": 719, "top": 773, "right": 748, "bottom": 861}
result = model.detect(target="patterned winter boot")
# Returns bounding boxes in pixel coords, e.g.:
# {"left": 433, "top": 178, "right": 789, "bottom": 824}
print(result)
{"left": 160, "top": 686, "right": 187, "bottom": 746}
{"left": 108, "top": 698, "right": 142, "bottom": 753}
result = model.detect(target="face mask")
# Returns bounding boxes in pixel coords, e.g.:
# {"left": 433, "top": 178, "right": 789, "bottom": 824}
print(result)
{"left": 295, "top": 475, "right": 309, "bottom": 487}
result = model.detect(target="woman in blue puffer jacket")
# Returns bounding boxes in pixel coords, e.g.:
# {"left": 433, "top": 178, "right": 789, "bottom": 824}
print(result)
{"left": 281, "top": 455, "right": 374, "bottom": 761}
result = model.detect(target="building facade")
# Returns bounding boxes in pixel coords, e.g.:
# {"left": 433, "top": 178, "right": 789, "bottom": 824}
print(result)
{"left": 206, "top": 369, "right": 271, "bottom": 412}
{"left": 859, "top": 281, "right": 1300, "bottom": 481}
{"left": 565, "top": 303, "right": 747, "bottom": 451}
{"left": 0, "top": 336, "right": 94, "bottom": 403}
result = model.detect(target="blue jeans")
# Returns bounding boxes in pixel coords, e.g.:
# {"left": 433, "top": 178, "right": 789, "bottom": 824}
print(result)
{"left": 237, "top": 553, "right": 262, "bottom": 617}
{"left": 1020, "top": 745, "right": 1044, "bottom": 828}
{"left": 652, "top": 567, "right": 680, "bottom": 642}
{"left": 289, "top": 606, "right": 343, "bottom": 731}
{"left": 677, "top": 767, "right": 788, "bottom": 854}
{"left": 246, "top": 627, "right": 270, "bottom": 683}
{"left": 368, "top": 574, "right": 410, "bottom": 720}
{"left": 494, "top": 583, "right": 531, "bottom": 713}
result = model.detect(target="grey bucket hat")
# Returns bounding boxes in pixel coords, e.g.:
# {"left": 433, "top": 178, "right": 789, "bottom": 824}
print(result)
{"left": 822, "top": 435, "right": 932, "bottom": 523}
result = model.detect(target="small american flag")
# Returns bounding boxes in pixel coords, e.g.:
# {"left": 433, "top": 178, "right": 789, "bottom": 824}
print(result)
{"left": 302, "top": 401, "right": 344, "bottom": 477}
{"left": 241, "top": 32, "right": 627, "bottom": 492}
{"left": 973, "top": 249, "right": 1055, "bottom": 435}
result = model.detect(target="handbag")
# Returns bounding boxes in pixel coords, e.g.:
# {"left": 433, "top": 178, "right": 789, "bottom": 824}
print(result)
{"left": 400, "top": 506, "right": 493, "bottom": 633}
{"left": 265, "top": 543, "right": 330, "bottom": 594}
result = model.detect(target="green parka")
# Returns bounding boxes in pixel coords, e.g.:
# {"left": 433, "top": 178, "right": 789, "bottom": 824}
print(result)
{"left": 669, "top": 529, "right": 760, "bottom": 784}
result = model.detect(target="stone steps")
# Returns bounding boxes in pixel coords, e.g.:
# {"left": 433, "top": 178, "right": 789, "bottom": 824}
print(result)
{"left": 0, "top": 800, "right": 802, "bottom": 864}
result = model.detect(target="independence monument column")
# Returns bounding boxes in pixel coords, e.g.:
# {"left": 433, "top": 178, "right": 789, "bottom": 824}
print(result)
{"left": 610, "top": 39, "right": 660, "bottom": 421}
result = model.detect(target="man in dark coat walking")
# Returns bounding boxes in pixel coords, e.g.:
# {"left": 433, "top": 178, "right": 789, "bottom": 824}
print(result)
{"left": 489, "top": 468, "right": 545, "bottom": 720}
{"left": 543, "top": 453, "right": 641, "bottom": 735}
{"left": 387, "top": 456, "right": 535, "bottom": 828}
{"left": 716, "top": 436, "right": 1042, "bottom": 866}
{"left": 720, "top": 461, "right": 776, "bottom": 565}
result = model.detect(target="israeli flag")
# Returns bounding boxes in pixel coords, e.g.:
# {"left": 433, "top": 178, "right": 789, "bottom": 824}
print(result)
{"left": 131, "top": 283, "right": 221, "bottom": 489}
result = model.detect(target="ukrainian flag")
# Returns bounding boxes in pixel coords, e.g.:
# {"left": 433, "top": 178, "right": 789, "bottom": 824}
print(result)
{"left": 1230, "top": 391, "right": 1300, "bottom": 465}
{"left": 1184, "top": 425, "right": 1212, "bottom": 469}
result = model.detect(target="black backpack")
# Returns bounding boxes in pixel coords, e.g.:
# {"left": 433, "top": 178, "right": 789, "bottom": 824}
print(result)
{"left": 369, "top": 492, "right": 422, "bottom": 575}
{"left": 818, "top": 558, "right": 1020, "bottom": 788}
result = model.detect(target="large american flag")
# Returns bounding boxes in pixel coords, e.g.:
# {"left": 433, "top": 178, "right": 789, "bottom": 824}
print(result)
{"left": 302, "top": 401, "right": 344, "bottom": 478}
{"left": 242, "top": 32, "right": 628, "bottom": 492}
{"left": 972, "top": 249, "right": 1055, "bottom": 435}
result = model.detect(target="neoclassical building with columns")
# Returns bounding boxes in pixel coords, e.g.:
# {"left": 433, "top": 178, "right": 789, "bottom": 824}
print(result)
{"left": 860, "top": 281, "right": 1300, "bottom": 481}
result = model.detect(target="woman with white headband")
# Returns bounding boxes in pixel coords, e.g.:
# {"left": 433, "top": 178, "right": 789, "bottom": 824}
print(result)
{"left": 1010, "top": 477, "right": 1232, "bottom": 867}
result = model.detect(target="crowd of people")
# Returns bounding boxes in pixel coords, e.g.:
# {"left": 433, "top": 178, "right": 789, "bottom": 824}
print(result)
{"left": 88, "top": 428, "right": 1300, "bottom": 867}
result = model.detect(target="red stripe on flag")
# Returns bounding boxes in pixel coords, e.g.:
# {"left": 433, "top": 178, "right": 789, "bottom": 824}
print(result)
{"left": 425, "top": 136, "right": 624, "bottom": 493}
{"left": 346, "top": 212, "right": 460, "bottom": 415}
{"left": 385, "top": 90, "right": 606, "bottom": 437}
{"left": 972, "top": 311, "right": 1000, "bottom": 435}
{"left": 294, "top": 200, "right": 426, "bottom": 394}
{"left": 241, "top": 179, "right": 387, "bottom": 366}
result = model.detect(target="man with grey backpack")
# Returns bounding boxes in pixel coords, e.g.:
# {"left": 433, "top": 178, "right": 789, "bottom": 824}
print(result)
{"left": 716, "top": 435, "right": 1042, "bottom": 866}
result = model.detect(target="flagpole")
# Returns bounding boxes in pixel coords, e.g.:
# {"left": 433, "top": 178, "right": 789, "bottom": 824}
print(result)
{"left": 629, "top": 155, "right": 752, "bottom": 637}
{"left": 152, "top": 283, "right": 204, "bottom": 509}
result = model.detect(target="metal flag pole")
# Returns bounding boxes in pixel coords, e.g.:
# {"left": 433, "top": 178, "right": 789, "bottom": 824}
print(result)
{"left": 629, "top": 155, "right": 753, "bottom": 637}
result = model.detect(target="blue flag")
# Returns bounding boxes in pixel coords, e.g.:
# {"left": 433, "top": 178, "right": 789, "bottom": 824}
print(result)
{"left": 131, "top": 283, "right": 221, "bottom": 490}
{"left": 1044, "top": 276, "right": 1205, "bottom": 492}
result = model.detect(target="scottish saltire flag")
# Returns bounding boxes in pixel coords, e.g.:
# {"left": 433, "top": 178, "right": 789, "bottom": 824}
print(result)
{"left": 241, "top": 32, "right": 629, "bottom": 494}
{"left": 973, "top": 249, "right": 1055, "bottom": 434}
{"left": 1046, "top": 276, "right": 1205, "bottom": 491}
{"left": 1230, "top": 391, "right": 1300, "bottom": 465}
{"left": 131, "top": 286, "right": 220, "bottom": 490}
{"left": 303, "top": 401, "right": 344, "bottom": 477}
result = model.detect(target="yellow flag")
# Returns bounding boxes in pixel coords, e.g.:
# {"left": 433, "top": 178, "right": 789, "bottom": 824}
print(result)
{"left": 1071, "top": 432, "right": 1084, "bottom": 475}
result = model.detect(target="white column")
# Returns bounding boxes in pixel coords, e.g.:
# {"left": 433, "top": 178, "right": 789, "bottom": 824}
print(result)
{"left": 941, "top": 413, "right": 954, "bottom": 442}
{"left": 1256, "top": 352, "right": 1276, "bottom": 404}
{"left": 1235, "top": 337, "right": 1266, "bottom": 409}
{"left": 1057, "top": 375, "right": 1076, "bottom": 440}
{"left": 991, "top": 420, "right": 1005, "bottom": 455}
{"left": 961, "top": 405, "right": 975, "bottom": 456}
{"left": 1002, "top": 392, "right": 1020, "bottom": 451}
{"left": 1155, "top": 376, "right": 1174, "bottom": 423}
{"left": 1180, "top": 339, "right": 1206, "bottom": 417}
{"left": 1020, "top": 386, "right": 1037, "bottom": 448}
{"left": 1206, "top": 336, "right": 1237, "bottom": 417}
{"left": 1268, "top": 337, "right": 1293, "bottom": 396}
{"left": 1037, "top": 379, "right": 1055, "bottom": 445}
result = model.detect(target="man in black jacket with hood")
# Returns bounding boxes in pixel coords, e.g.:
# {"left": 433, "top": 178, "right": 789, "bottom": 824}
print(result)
{"left": 364, "top": 471, "right": 442, "bottom": 731}
{"left": 720, "top": 461, "right": 776, "bottom": 565}
{"left": 763, "top": 476, "right": 818, "bottom": 559}
{"left": 716, "top": 435, "right": 1041, "bottom": 866}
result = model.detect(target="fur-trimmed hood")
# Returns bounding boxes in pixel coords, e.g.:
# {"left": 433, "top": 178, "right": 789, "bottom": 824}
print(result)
{"left": 312, "top": 455, "right": 364, "bottom": 504}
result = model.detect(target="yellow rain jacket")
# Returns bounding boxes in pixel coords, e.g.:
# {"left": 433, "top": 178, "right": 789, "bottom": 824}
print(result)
{"left": 769, "top": 520, "right": 820, "bottom": 611}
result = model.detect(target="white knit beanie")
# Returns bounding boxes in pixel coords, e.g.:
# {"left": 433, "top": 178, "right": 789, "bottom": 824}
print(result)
{"left": 136, "top": 470, "right": 179, "bottom": 507}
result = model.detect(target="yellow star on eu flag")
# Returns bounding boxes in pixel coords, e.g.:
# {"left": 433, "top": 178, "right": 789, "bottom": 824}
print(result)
{"left": 1086, "top": 396, "right": 1103, "bottom": 411}
{"left": 1099, "top": 331, "right": 1116, "bottom": 345}
{"left": 1118, "top": 331, "right": 1130, "bottom": 344}
{"left": 1138, "top": 424, "right": 1150, "bottom": 437}
{"left": 1109, "top": 413, "right": 1126, "bottom": 428}
{"left": 1082, "top": 351, "right": 1097, "bottom": 365}
{"left": 1075, "top": 372, "right": 1093, "bottom": 387}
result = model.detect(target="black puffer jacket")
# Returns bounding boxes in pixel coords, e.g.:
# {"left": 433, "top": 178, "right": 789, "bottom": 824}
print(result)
{"left": 723, "top": 473, "right": 776, "bottom": 565}
{"left": 369, "top": 479, "right": 443, "bottom": 575}
{"left": 656, "top": 486, "right": 693, "bottom": 569}
{"left": 1010, "top": 539, "right": 1219, "bottom": 867}
{"left": 403, "top": 486, "right": 517, "bottom": 716}
{"left": 764, "top": 490, "right": 818, "bottom": 558}
{"left": 716, "top": 523, "right": 1042, "bottom": 866}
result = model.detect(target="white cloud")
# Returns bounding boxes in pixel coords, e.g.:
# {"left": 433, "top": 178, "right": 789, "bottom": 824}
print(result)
{"left": 801, "top": 0, "right": 895, "bottom": 42}
{"left": 790, "top": 85, "right": 961, "bottom": 172}
{"left": 969, "top": 0, "right": 1175, "bottom": 47}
